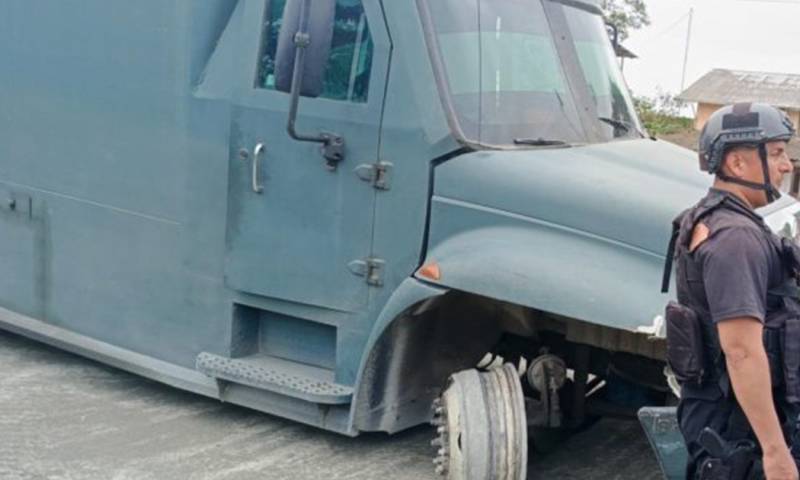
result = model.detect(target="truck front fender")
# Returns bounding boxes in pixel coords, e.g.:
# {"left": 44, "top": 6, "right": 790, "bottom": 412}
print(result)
{"left": 350, "top": 220, "right": 669, "bottom": 433}
{"left": 350, "top": 278, "right": 503, "bottom": 433}
{"left": 422, "top": 223, "right": 667, "bottom": 332}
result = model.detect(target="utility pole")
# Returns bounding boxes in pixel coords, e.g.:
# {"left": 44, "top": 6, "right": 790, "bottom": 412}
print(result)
{"left": 680, "top": 7, "right": 694, "bottom": 92}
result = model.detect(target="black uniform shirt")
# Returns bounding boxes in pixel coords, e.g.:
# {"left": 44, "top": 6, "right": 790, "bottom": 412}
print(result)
{"left": 690, "top": 190, "right": 785, "bottom": 326}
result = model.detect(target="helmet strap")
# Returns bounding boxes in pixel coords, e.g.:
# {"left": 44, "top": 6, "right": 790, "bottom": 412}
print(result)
{"left": 758, "top": 143, "right": 780, "bottom": 203}
{"left": 716, "top": 144, "right": 780, "bottom": 203}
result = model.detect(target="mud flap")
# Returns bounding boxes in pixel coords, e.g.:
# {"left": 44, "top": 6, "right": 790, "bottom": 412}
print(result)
{"left": 638, "top": 406, "right": 688, "bottom": 480}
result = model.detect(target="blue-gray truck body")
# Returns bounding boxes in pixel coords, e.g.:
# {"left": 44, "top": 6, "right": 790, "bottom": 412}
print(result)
{"left": 2, "top": 3, "right": 799, "bottom": 469}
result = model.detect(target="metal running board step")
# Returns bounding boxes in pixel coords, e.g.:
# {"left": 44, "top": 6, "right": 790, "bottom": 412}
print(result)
{"left": 196, "top": 352, "right": 353, "bottom": 405}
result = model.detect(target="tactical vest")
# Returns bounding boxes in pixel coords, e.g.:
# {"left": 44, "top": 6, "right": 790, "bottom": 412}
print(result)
{"left": 663, "top": 190, "right": 800, "bottom": 404}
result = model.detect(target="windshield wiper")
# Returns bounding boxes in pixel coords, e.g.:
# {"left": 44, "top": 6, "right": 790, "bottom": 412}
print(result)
{"left": 513, "top": 138, "right": 570, "bottom": 147}
{"left": 598, "top": 117, "right": 646, "bottom": 138}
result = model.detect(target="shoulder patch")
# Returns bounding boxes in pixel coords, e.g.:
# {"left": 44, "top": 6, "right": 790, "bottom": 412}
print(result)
{"left": 689, "top": 222, "right": 710, "bottom": 253}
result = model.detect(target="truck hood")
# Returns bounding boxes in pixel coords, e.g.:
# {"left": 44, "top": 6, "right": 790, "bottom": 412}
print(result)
{"left": 433, "top": 139, "right": 743, "bottom": 256}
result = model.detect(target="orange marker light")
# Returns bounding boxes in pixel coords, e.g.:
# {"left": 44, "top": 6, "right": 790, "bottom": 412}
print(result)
{"left": 418, "top": 262, "right": 441, "bottom": 281}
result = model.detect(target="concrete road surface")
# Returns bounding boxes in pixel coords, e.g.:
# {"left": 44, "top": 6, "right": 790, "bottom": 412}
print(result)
{"left": 0, "top": 330, "right": 662, "bottom": 480}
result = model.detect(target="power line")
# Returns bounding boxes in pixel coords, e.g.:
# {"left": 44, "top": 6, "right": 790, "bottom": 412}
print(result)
{"left": 680, "top": 8, "right": 694, "bottom": 92}
{"left": 644, "top": 11, "right": 691, "bottom": 41}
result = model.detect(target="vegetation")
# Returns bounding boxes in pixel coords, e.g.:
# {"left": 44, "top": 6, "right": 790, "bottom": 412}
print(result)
{"left": 634, "top": 94, "right": 694, "bottom": 136}
{"left": 601, "top": 0, "right": 650, "bottom": 41}
{"left": 602, "top": 1, "right": 694, "bottom": 137}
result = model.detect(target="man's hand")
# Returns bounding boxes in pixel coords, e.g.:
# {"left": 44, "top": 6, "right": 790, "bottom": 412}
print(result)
{"left": 763, "top": 446, "right": 799, "bottom": 480}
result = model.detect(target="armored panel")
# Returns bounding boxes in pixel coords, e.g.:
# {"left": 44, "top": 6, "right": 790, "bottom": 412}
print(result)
{"left": 0, "top": 186, "right": 42, "bottom": 318}
{"left": 223, "top": 0, "right": 391, "bottom": 312}
{"left": 231, "top": 303, "right": 337, "bottom": 369}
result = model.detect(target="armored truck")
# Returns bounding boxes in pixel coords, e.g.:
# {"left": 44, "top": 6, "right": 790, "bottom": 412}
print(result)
{"left": 2, "top": 0, "right": 799, "bottom": 478}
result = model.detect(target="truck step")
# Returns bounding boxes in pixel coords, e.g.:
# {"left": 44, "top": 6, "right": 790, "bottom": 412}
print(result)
{"left": 196, "top": 352, "right": 353, "bottom": 405}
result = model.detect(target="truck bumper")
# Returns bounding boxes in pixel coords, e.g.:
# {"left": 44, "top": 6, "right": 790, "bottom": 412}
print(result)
{"left": 638, "top": 406, "right": 688, "bottom": 480}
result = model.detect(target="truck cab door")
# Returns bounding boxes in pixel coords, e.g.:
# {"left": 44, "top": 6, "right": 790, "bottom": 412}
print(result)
{"left": 224, "top": 0, "right": 390, "bottom": 312}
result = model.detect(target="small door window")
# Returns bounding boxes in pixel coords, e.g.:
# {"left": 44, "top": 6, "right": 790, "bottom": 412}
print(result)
{"left": 257, "top": 0, "right": 374, "bottom": 103}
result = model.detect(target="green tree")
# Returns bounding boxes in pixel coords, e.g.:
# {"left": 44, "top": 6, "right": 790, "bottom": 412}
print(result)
{"left": 634, "top": 93, "right": 693, "bottom": 136}
{"left": 601, "top": 0, "right": 650, "bottom": 42}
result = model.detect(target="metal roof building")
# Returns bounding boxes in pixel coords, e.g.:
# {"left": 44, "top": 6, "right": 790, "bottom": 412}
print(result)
{"left": 678, "top": 69, "right": 800, "bottom": 131}
{"left": 677, "top": 69, "right": 800, "bottom": 197}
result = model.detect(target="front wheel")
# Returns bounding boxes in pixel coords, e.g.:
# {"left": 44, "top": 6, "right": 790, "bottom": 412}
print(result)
{"left": 431, "top": 363, "right": 528, "bottom": 480}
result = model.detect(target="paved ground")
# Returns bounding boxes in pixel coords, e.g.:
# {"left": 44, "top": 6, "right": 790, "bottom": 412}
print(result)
{"left": 0, "top": 330, "right": 662, "bottom": 480}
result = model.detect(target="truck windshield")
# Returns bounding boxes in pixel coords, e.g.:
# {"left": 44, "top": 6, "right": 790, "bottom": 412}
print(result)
{"left": 419, "top": 0, "right": 643, "bottom": 147}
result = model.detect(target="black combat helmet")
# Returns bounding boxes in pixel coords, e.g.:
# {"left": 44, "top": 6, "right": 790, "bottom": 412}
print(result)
{"left": 699, "top": 102, "right": 795, "bottom": 203}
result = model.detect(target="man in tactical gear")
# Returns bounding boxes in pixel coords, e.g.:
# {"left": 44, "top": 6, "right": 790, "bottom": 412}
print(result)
{"left": 663, "top": 102, "right": 799, "bottom": 479}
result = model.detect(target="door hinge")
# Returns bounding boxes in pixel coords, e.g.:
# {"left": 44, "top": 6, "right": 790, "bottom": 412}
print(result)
{"left": 347, "top": 257, "right": 385, "bottom": 287}
{"left": 354, "top": 161, "right": 393, "bottom": 190}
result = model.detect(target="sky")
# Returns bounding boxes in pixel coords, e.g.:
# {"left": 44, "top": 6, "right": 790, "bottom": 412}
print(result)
{"left": 623, "top": 0, "right": 800, "bottom": 100}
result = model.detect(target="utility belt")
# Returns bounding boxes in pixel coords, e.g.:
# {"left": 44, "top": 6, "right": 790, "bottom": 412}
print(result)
{"left": 667, "top": 296, "right": 800, "bottom": 480}
{"left": 695, "top": 427, "right": 762, "bottom": 480}
{"left": 693, "top": 415, "right": 800, "bottom": 480}
{"left": 665, "top": 288, "right": 800, "bottom": 403}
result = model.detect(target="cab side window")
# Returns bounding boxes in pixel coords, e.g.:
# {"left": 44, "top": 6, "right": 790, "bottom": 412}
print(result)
{"left": 257, "top": 0, "right": 374, "bottom": 103}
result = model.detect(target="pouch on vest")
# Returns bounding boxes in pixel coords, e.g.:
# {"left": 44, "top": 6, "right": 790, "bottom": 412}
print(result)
{"left": 783, "top": 318, "right": 800, "bottom": 403}
{"left": 666, "top": 301, "right": 706, "bottom": 385}
{"left": 780, "top": 237, "right": 800, "bottom": 280}
{"left": 762, "top": 327, "right": 785, "bottom": 390}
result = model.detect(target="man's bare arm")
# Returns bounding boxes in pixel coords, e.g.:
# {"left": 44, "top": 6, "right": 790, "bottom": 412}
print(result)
{"left": 718, "top": 317, "right": 797, "bottom": 479}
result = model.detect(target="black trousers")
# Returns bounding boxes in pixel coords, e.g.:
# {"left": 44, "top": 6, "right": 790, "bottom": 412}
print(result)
{"left": 678, "top": 383, "right": 800, "bottom": 479}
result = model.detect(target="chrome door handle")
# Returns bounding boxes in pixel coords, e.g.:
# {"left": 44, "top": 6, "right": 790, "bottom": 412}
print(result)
{"left": 252, "top": 143, "right": 265, "bottom": 194}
